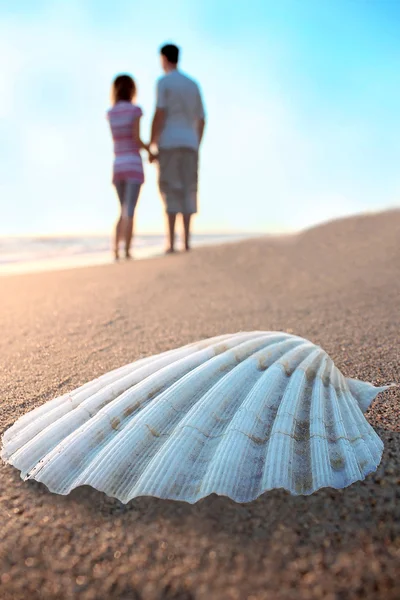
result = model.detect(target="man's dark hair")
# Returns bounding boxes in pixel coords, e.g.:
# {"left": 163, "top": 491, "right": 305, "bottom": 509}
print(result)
{"left": 161, "top": 44, "right": 180, "bottom": 65}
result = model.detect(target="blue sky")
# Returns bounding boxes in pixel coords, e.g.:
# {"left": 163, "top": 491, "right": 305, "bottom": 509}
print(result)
{"left": 0, "top": 0, "right": 399, "bottom": 235}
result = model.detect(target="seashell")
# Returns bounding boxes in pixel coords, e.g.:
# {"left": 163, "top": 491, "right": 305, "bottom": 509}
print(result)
{"left": 1, "top": 331, "right": 391, "bottom": 503}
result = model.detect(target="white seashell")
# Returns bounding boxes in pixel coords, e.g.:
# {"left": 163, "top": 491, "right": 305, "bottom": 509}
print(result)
{"left": 1, "top": 331, "right": 391, "bottom": 503}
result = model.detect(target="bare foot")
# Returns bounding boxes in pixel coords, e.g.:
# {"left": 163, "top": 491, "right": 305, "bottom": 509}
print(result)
{"left": 165, "top": 247, "right": 175, "bottom": 255}
{"left": 125, "top": 250, "right": 132, "bottom": 260}
{"left": 114, "top": 250, "right": 120, "bottom": 261}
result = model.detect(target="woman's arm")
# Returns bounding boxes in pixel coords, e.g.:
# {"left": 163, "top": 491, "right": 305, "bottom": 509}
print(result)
{"left": 132, "top": 116, "right": 150, "bottom": 152}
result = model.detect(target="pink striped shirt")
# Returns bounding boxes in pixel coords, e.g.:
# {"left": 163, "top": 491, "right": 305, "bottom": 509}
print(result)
{"left": 107, "top": 102, "right": 144, "bottom": 184}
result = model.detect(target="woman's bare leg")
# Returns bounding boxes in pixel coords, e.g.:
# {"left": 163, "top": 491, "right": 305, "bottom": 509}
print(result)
{"left": 125, "top": 217, "right": 134, "bottom": 258}
{"left": 167, "top": 213, "right": 176, "bottom": 253}
{"left": 114, "top": 216, "right": 123, "bottom": 259}
{"left": 183, "top": 214, "right": 192, "bottom": 251}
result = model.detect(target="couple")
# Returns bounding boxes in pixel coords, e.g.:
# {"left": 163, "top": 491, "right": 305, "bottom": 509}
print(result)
{"left": 107, "top": 43, "right": 206, "bottom": 260}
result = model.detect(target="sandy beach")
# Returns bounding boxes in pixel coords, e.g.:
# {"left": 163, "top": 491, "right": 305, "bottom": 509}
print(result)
{"left": 0, "top": 210, "right": 399, "bottom": 600}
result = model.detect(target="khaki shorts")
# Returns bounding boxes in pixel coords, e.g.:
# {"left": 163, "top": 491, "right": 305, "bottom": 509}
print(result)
{"left": 158, "top": 148, "right": 198, "bottom": 215}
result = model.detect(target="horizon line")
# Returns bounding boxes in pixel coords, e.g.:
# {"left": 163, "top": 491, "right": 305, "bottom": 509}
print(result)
{"left": 0, "top": 229, "right": 286, "bottom": 239}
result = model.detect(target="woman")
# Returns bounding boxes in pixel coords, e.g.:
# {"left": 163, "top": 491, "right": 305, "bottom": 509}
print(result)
{"left": 107, "top": 74, "right": 152, "bottom": 260}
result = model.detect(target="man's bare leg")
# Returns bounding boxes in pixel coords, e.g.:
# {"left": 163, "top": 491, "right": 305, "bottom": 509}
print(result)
{"left": 183, "top": 214, "right": 192, "bottom": 251}
{"left": 167, "top": 213, "right": 176, "bottom": 253}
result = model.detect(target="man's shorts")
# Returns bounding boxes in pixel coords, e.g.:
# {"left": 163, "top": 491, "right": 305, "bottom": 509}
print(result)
{"left": 158, "top": 148, "right": 198, "bottom": 215}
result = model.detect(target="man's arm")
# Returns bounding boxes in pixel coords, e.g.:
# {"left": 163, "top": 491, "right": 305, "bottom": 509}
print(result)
{"left": 198, "top": 118, "right": 205, "bottom": 147}
{"left": 197, "top": 87, "right": 206, "bottom": 147}
{"left": 150, "top": 79, "right": 166, "bottom": 149}
{"left": 150, "top": 108, "right": 165, "bottom": 148}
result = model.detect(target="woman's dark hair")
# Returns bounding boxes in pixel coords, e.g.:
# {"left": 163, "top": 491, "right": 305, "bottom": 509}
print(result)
{"left": 161, "top": 44, "right": 179, "bottom": 65}
{"left": 112, "top": 74, "right": 136, "bottom": 104}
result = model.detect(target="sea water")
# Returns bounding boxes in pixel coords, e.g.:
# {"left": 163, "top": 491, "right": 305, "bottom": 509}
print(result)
{"left": 0, "top": 233, "right": 255, "bottom": 276}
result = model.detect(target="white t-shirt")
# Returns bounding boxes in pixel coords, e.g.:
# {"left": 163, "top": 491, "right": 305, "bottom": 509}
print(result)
{"left": 156, "top": 70, "right": 205, "bottom": 150}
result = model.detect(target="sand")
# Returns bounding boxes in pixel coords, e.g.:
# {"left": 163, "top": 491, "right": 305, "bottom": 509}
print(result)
{"left": 0, "top": 210, "right": 399, "bottom": 600}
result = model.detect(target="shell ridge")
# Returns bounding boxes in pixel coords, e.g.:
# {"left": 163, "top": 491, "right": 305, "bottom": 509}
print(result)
{"left": 127, "top": 341, "right": 283, "bottom": 500}
{"left": 25, "top": 340, "right": 243, "bottom": 490}
{"left": 335, "top": 380, "right": 376, "bottom": 469}
{"left": 200, "top": 341, "right": 316, "bottom": 500}
{"left": 125, "top": 336, "right": 300, "bottom": 501}
{"left": 134, "top": 334, "right": 310, "bottom": 500}
{"left": 329, "top": 367, "right": 378, "bottom": 477}
{"left": 1, "top": 354, "right": 169, "bottom": 446}
{"left": 310, "top": 356, "right": 346, "bottom": 491}
{"left": 184, "top": 338, "right": 313, "bottom": 500}
{"left": 281, "top": 348, "right": 326, "bottom": 494}
{"left": 65, "top": 334, "right": 277, "bottom": 497}
{"left": 338, "top": 387, "right": 383, "bottom": 471}
{"left": 23, "top": 338, "right": 244, "bottom": 487}
{"left": 325, "top": 373, "right": 362, "bottom": 487}
{"left": 261, "top": 345, "right": 322, "bottom": 492}
{"left": 132, "top": 335, "right": 314, "bottom": 502}
{"left": 319, "top": 363, "right": 345, "bottom": 489}
{"left": 0, "top": 333, "right": 282, "bottom": 462}
{"left": 289, "top": 350, "right": 329, "bottom": 494}
{"left": 309, "top": 355, "right": 379, "bottom": 492}
{"left": 5, "top": 338, "right": 252, "bottom": 474}
{"left": 2, "top": 346, "right": 199, "bottom": 460}
{"left": 170, "top": 370, "right": 268, "bottom": 501}
{"left": 14, "top": 335, "right": 251, "bottom": 445}
{"left": 207, "top": 372, "right": 290, "bottom": 501}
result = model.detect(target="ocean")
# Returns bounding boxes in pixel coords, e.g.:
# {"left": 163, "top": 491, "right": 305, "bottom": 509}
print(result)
{"left": 0, "top": 233, "right": 256, "bottom": 276}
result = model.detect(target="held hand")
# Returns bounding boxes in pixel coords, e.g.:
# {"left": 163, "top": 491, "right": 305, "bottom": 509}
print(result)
{"left": 148, "top": 151, "right": 159, "bottom": 164}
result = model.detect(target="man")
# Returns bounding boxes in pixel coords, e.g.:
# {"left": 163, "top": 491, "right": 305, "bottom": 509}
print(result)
{"left": 150, "top": 44, "right": 206, "bottom": 253}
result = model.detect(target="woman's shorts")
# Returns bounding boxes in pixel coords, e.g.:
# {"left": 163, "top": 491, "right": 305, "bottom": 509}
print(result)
{"left": 114, "top": 180, "right": 142, "bottom": 218}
